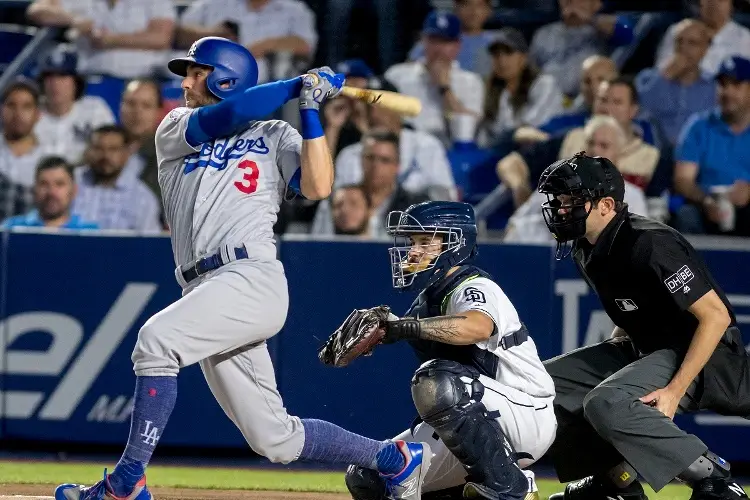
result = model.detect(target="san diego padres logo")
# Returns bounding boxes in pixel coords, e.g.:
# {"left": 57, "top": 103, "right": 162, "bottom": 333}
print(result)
{"left": 464, "top": 287, "right": 486, "bottom": 304}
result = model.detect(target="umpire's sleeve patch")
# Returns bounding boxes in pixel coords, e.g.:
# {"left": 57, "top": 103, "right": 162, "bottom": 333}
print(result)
{"left": 664, "top": 265, "right": 695, "bottom": 294}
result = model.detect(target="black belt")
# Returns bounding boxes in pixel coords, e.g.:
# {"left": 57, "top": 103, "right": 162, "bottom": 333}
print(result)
{"left": 180, "top": 246, "right": 249, "bottom": 284}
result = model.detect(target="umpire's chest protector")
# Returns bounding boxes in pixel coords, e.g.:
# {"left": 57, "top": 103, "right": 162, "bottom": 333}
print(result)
{"left": 404, "top": 265, "right": 500, "bottom": 377}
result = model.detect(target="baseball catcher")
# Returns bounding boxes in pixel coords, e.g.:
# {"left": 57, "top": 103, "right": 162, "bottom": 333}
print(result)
{"left": 319, "top": 201, "right": 558, "bottom": 500}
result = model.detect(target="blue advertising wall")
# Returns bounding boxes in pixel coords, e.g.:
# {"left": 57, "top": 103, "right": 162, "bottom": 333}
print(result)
{"left": 0, "top": 232, "right": 749, "bottom": 460}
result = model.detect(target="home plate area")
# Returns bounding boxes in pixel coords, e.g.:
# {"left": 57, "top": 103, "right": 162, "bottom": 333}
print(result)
{"left": 0, "top": 485, "right": 350, "bottom": 500}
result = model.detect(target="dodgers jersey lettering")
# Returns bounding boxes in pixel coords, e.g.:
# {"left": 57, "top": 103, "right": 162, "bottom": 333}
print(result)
{"left": 446, "top": 277, "right": 556, "bottom": 399}
{"left": 155, "top": 107, "right": 301, "bottom": 267}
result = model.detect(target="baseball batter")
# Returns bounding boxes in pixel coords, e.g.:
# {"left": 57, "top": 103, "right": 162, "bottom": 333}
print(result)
{"left": 320, "top": 201, "right": 558, "bottom": 500}
{"left": 55, "top": 37, "right": 430, "bottom": 500}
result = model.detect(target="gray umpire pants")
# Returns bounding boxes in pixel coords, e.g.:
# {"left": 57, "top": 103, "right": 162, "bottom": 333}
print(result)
{"left": 543, "top": 337, "right": 708, "bottom": 492}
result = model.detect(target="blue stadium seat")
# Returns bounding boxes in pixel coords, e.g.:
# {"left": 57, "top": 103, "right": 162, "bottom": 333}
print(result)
{"left": 0, "top": 24, "right": 38, "bottom": 74}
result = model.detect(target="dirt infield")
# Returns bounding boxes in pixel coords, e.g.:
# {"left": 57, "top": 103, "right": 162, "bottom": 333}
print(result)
{"left": 0, "top": 484, "right": 351, "bottom": 500}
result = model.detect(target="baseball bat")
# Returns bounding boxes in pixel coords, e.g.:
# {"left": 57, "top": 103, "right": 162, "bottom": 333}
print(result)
{"left": 304, "top": 73, "right": 422, "bottom": 117}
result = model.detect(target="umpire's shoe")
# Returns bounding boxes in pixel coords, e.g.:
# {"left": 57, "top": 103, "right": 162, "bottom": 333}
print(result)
{"left": 55, "top": 469, "right": 152, "bottom": 500}
{"left": 690, "top": 478, "right": 750, "bottom": 500}
{"left": 381, "top": 440, "right": 433, "bottom": 500}
{"left": 549, "top": 476, "right": 648, "bottom": 500}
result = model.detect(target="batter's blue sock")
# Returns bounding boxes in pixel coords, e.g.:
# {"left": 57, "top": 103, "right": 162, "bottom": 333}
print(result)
{"left": 108, "top": 376, "right": 178, "bottom": 496}
{"left": 299, "top": 418, "right": 405, "bottom": 474}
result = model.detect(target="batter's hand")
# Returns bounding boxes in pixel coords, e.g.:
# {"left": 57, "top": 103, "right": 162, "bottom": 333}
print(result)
{"left": 639, "top": 386, "right": 681, "bottom": 420}
{"left": 299, "top": 66, "right": 346, "bottom": 111}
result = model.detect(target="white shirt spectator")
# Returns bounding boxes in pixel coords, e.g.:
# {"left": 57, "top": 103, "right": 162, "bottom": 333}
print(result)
{"left": 61, "top": 0, "right": 177, "bottom": 79}
{"left": 503, "top": 182, "right": 648, "bottom": 244}
{"left": 0, "top": 136, "right": 57, "bottom": 187}
{"left": 487, "top": 74, "right": 564, "bottom": 137}
{"left": 385, "top": 61, "right": 484, "bottom": 142}
{"left": 180, "top": 0, "right": 317, "bottom": 83}
{"left": 656, "top": 20, "right": 750, "bottom": 75}
{"left": 72, "top": 165, "right": 162, "bottom": 232}
{"left": 334, "top": 128, "right": 457, "bottom": 200}
{"left": 34, "top": 96, "right": 115, "bottom": 165}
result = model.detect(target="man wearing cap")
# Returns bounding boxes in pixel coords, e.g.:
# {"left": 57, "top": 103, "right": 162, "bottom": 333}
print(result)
{"left": 408, "top": 0, "right": 495, "bottom": 77}
{"left": 673, "top": 55, "right": 750, "bottom": 237}
{"left": 322, "top": 59, "right": 374, "bottom": 157}
{"left": 537, "top": 151, "right": 750, "bottom": 500}
{"left": 385, "top": 11, "right": 485, "bottom": 145}
{"left": 34, "top": 46, "right": 115, "bottom": 165}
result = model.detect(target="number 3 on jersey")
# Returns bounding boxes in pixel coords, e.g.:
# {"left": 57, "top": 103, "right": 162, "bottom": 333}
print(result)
{"left": 235, "top": 159, "right": 259, "bottom": 194}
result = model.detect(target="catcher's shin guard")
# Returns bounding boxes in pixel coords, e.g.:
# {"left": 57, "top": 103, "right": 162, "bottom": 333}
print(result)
{"left": 411, "top": 359, "right": 529, "bottom": 500}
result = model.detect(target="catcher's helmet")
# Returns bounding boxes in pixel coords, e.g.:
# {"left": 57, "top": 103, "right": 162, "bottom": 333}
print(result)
{"left": 537, "top": 151, "right": 625, "bottom": 258}
{"left": 386, "top": 201, "right": 478, "bottom": 292}
{"left": 168, "top": 37, "right": 259, "bottom": 100}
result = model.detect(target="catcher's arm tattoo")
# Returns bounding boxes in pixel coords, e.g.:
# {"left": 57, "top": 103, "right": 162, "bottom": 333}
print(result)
{"left": 384, "top": 310, "right": 494, "bottom": 346}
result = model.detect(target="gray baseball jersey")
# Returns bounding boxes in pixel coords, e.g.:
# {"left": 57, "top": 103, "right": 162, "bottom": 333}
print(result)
{"left": 155, "top": 107, "right": 302, "bottom": 268}
{"left": 134, "top": 107, "right": 307, "bottom": 464}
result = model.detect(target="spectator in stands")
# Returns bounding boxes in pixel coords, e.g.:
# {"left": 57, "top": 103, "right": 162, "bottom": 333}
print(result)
{"left": 0, "top": 172, "right": 31, "bottom": 224}
{"left": 409, "top": 0, "right": 495, "bottom": 77}
{"left": 638, "top": 19, "right": 716, "bottom": 147}
{"left": 312, "top": 129, "right": 430, "bottom": 236}
{"left": 177, "top": 0, "right": 317, "bottom": 83}
{"left": 27, "top": 0, "right": 176, "bottom": 79}
{"left": 73, "top": 125, "right": 161, "bottom": 232}
{"left": 331, "top": 184, "right": 371, "bottom": 236}
{"left": 497, "top": 77, "right": 662, "bottom": 207}
{"left": 481, "top": 27, "right": 564, "bottom": 142}
{"left": 34, "top": 46, "right": 115, "bottom": 165}
{"left": 119, "top": 78, "right": 163, "bottom": 199}
{"left": 2, "top": 156, "right": 98, "bottom": 229}
{"left": 673, "top": 55, "right": 750, "bottom": 236}
{"left": 513, "top": 54, "right": 617, "bottom": 141}
{"left": 504, "top": 115, "right": 647, "bottom": 243}
{"left": 0, "top": 79, "right": 55, "bottom": 188}
{"left": 322, "top": 59, "right": 374, "bottom": 158}
{"left": 334, "top": 79, "right": 458, "bottom": 202}
{"left": 529, "top": 0, "right": 633, "bottom": 97}
{"left": 385, "top": 11, "right": 485, "bottom": 145}
{"left": 656, "top": 0, "right": 750, "bottom": 76}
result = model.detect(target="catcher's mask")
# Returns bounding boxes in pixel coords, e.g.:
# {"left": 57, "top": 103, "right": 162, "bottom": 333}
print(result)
{"left": 537, "top": 152, "right": 625, "bottom": 259}
{"left": 387, "top": 201, "right": 477, "bottom": 291}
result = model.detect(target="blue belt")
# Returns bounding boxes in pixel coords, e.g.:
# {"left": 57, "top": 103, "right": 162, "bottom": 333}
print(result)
{"left": 181, "top": 246, "right": 249, "bottom": 284}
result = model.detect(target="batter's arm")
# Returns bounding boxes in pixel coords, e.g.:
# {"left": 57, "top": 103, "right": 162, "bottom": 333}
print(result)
{"left": 383, "top": 311, "right": 494, "bottom": 346}
{"left": 299, "top": 135, "right": 334, "bottom": 199}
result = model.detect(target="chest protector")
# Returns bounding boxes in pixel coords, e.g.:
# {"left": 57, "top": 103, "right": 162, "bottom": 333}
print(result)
{"left": 404, "top": 265, "right": 501, "bottom": 377}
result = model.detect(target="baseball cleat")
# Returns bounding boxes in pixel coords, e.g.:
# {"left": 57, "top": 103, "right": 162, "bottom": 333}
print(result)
{"left": 548, "top": 475, "right": 648, "bottom": 500}
{"left": 380, "top": 440, "right": 432, "bottom": 500}
{"left": 690, "top": 478, "right": 749, "bottom": 500}
{"left": 55, "top": 469, "right": 152, "bottom": 500}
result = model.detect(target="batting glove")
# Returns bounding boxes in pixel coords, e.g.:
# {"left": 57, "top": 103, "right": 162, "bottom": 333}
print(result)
{"left": 299, "top": 66, "right": 345, "bottom": 111}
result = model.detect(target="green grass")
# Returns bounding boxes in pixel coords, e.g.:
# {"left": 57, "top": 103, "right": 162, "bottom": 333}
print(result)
{"left": 0, "top": 460, "right": 735, "bottom": 498}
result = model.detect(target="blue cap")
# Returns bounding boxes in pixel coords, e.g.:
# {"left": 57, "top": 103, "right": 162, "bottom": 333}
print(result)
{"left": 39, "top": 46, "right": 78, "bottom": 75}
{"left": 335, "top": 59, "right": 374, "bottom": 79}
{"left": 716, "top": 55, "right": 750, "bottom": 82}
{"left": 422, "top": 11, "right": 461, "bottom": 41}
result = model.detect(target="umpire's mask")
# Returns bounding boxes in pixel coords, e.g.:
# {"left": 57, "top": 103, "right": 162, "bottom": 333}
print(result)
{"left": 537, "top": 152, "right": 625, "bottom": 258}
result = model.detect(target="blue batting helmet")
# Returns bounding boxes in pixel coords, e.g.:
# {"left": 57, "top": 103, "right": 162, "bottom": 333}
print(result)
{"left": 386, "top": 201, "right": 478, "bottom": 291}
{"left": 168, "top": 37, "right": 259, "bottom": 100}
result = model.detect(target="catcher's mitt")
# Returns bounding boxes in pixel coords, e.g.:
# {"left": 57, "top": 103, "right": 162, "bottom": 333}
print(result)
{"left": 318, "top": 306, "right": 392, "bottom": 367}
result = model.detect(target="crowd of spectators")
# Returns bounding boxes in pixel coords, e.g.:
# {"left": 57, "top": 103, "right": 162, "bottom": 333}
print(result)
{"left": 0, "top": 0, "right": 748, "bottom": 240}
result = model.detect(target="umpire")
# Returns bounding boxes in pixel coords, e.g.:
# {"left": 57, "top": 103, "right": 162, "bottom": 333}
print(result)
{"left": 537, "top": 152, "right": 750, "bottom": 500}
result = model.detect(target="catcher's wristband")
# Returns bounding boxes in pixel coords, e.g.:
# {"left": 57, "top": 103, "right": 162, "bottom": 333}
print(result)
{"left": 384, "top": 319, "right": 422, "bottom": 342}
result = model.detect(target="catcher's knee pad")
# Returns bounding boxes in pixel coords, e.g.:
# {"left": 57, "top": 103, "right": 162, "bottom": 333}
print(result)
{"left": 411, "top": 359, "right": 529, "bottom": 499}
{"left": 345, "top": 465, "right": 387, "bottom": 500}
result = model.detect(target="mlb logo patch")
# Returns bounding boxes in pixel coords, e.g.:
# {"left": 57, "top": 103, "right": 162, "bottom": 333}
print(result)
{"left": 664, "top": 265, "right": 694, "bottom": 294}
{"left": 615, "top": 299, "right": 638, "bottom": 312}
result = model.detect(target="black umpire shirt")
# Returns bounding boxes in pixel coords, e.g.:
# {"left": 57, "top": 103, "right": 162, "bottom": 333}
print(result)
{"left": 573, "top": 208, "right": 750, "bottom": 416}
{"left": 574, "top": 208, "right": 738, "bottom": 355}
